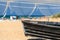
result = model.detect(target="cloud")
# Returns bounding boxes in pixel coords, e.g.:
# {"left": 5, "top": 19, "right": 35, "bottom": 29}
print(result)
{"left": 0, "top": 0, "right": 15, "bottom": 2}
{"left": 15, "top": 0, "right": 60, "bottom": 4}
{"left": 0, "top": 0, "right": 60, "bottom": 4}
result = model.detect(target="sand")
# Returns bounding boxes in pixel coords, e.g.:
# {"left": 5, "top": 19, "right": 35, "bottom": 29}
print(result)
{"left": 21, "top": 17, "right": 60, "bottom": 22}
{"left": 0, "top": 20, "right": 27, "bottom": 40}
{"left": 0, "top": 18, "right": 60, "bottom": 40}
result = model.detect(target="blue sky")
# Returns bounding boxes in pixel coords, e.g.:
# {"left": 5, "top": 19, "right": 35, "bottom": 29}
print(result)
{"left": 0, "top": 0, "right": 60, "bottom": 16}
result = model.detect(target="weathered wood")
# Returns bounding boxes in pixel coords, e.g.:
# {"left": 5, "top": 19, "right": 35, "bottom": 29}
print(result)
{"left": 22, "top": 20, "right": 60, "bottom": 40}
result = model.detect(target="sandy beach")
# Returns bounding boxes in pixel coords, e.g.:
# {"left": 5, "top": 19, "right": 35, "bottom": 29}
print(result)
{"left": 0, "top": 20, "right": 27, "bottom": 40}
{"left": 0, "top": 17, "right": 60, "bottom": 40}
{"left": 21, "top": 17, "right": 60, "bottom": 22}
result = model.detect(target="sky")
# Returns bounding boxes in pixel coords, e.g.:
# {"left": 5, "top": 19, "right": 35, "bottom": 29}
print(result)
{"left": 0, "top": 0, "right": 60, "bottom": 16}
{"left": 0, "top": 0, "right": 60, "bottom": 4}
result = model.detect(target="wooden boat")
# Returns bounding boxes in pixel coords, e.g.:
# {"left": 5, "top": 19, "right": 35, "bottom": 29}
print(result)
{"left": 22, "top": 20, "right": 60, "bottom": 40}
